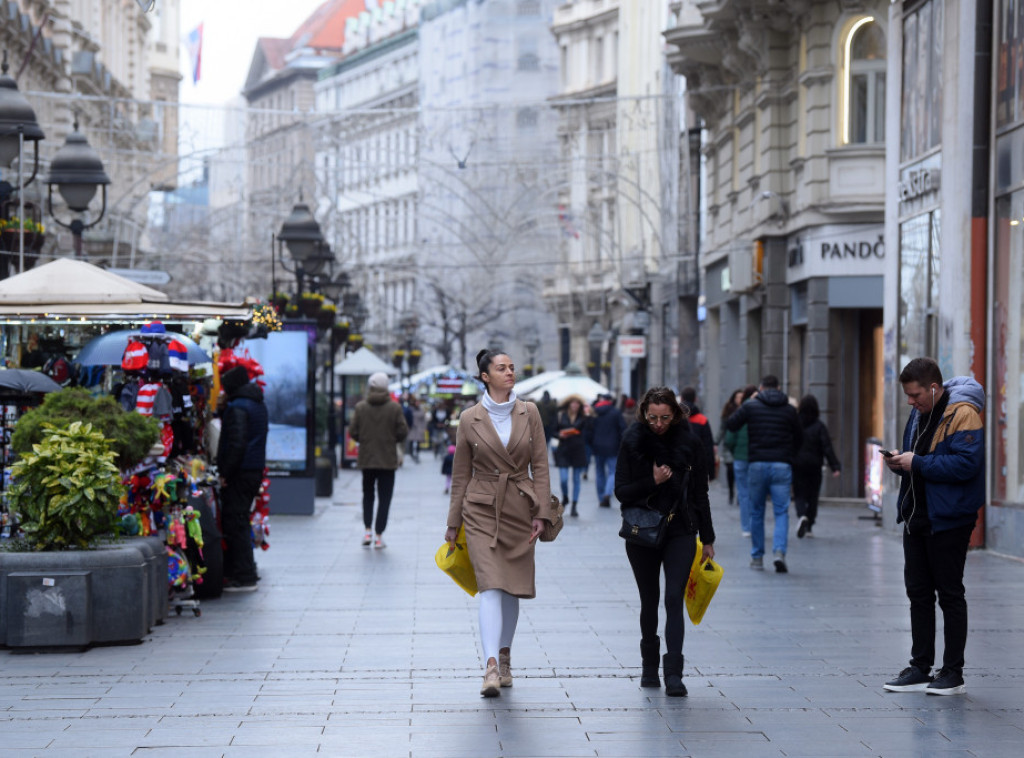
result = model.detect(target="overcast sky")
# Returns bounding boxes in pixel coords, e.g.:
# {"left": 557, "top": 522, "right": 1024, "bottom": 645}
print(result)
{"left": 178, "top": 0, "right": 330, "bottom": 106}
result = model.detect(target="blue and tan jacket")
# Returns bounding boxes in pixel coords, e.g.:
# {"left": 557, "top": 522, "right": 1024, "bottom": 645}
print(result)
{"left": 896, "top": 376, "right": 985, "bottom": 533}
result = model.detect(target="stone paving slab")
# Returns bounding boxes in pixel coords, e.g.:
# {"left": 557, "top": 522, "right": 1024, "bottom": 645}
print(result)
{"left": 1, "top": 455, "right": 1024, "bottom": 756}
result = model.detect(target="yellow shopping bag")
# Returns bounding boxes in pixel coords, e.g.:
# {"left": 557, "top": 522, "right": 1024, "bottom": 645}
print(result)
{"left": 435, "top": 524, "right": 478, "bottom": 596}
{"left": 685, "top": 538, "right": 723, "bottom": 625}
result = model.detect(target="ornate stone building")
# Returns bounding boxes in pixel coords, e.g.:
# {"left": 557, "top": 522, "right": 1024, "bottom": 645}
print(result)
{"left": 665, "top": 0, "right": 890, "bottom": 501}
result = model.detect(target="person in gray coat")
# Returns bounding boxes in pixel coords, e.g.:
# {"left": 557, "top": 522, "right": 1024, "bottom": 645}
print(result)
{"left": 349, "top": 372, "right": 409, "bottom": 548}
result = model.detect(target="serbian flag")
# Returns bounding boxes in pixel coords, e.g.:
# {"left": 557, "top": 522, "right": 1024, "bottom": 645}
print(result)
{"left": 186, "top": 23, "right": 203, "bottom": 84}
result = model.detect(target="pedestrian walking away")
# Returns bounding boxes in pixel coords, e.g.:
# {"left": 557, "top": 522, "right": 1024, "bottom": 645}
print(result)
{"left": 445, "top": 349, "right": 558, "bottom": 698}
{"left": 792, "top": 394, "right": 841, "bottom": 539}
{"left": 348, "top": 372, "right": 409, "bottom": 549}
{"left": 615, "top": 387, "right": 716, "bottom": 697}
{"left": 216, "top": 366, "right": 269, "bottom": 592}
{"left": 585, "top": 393, "right": 626, "bottom": 508}
{"left": 680, "top": 387, "right": 716, "bottom": 482}
{"left": 716, "top": 388, "right": 744, "bottom": 505}
{"left": 726, "top": 376, "right": 802, "bottom": 573}
{"left": 554, "top": 394, "right": 591, "bottom": 517}
{"left": 883, "top": 357, "right": 985, "bottom": 697}
{"left": 723, "top": 385, "right": 757, "bottom": 538}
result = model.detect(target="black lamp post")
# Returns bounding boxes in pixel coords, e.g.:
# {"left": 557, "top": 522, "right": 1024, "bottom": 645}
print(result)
{"left": 0, "top": 50, "right": 46, "bottom": 276}
{"left": 319, "top": 272, "right": 351, "bottom": 470}
{"left": 44, "top": 117, "right": 111, "bottom": 259}
{"left": 587, "top": 322, "right": 605, "bottom": 382}
{"left": 395, "top": 310, "right": 420, "bottom": 394}
{"left": 523, "top": 332, "right": 540, "bottom": 377}
{"left": 274, "top": 200, "right": 326, "bottom": 298}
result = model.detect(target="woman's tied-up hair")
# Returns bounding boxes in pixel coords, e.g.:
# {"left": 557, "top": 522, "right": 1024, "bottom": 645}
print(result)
{"left": 475, "top": 349, "right": 507, "bottom": 383}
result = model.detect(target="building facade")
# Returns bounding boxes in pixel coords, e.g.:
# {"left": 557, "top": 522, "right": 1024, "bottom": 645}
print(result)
{"left": 1, "top": 0, "right": 181, "bottom": 268}
{"left": 549, "top": 0, "right": 687, "bottom": 398}
{"left": 666, "top": 0, "right": 890, "bottom": 501}
{"left": 314, "top": 2, "right": 421, "bottom": 353}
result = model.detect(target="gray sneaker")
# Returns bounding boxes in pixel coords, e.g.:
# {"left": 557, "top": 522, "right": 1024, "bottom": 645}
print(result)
{"left": 773, "top": 551, "right": 788, "bottom": 573}
{"left": 749, "top": 556, "right": 764, "bottom": 570}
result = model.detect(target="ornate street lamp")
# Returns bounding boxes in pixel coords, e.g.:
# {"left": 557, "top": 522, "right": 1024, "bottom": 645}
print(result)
{"left": 0, "top": 51, "right": 46, "bottom": 276}
{"left": 587, "top": 322, "right": 605, "bottom": 382}
{"left": 44, "top": 117, "right": 111, "bottom": 259}
{"left": 274, "top": 200, "right": 326, "bottom": 297}
{"left": 523, "top": 332, "right": 540, "bottom": 377}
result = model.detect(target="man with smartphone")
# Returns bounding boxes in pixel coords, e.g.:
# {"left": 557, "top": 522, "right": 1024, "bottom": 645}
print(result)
{"left": 882, "top": 357, "right": 985, "bottom": 696}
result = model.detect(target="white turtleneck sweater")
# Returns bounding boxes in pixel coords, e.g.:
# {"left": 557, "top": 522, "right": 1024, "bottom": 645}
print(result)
{"left": 482, "top": 390, "right": 517, "bottom": 446}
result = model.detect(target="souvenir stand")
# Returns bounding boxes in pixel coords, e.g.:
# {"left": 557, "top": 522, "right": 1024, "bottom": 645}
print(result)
{"left": 0, "top": 260, "right": 252, "bottom": 604}
{"left": 334, "top": 347, "right": 398, "bottom": 468}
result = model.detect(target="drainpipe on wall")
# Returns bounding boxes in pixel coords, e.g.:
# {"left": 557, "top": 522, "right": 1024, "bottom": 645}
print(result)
{"left": 970, "top": 0, "right": 992, "bottom": 549}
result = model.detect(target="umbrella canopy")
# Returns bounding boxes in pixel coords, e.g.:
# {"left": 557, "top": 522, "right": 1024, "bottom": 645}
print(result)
{"left": 0, "top": 368, "right": 63, "bottom": 394}
{"left": 76, "top": 330, "right": 210, "bottom": 367}
{"left": 513, "top": 370, "right": 565, "bottom": 397}
{"left": 519, "top": 373, "right": 611, "bottom": 404}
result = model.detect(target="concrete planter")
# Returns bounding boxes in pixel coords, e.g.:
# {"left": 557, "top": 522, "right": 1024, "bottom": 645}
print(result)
{"left": 0, "top": 536, "right": 166, "bottom": 650}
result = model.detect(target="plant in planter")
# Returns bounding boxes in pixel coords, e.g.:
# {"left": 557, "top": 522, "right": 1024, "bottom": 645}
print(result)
{"left": 268, "top": 291, "right": 290, "bottom": 312}
{"left": 7, "top": 422, "right": 122, "bottom": 551}
{"left": 299, "top": 291, "right": 325, "bottom": 318}
{"left": 316, "top": 302, "right": 337, "bottom": 330}
{"left": 12, "top": 388, "right": 161, "bottom": 471}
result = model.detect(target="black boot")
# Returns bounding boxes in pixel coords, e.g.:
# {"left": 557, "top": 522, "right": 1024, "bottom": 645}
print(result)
{"left": 570, "top": 502, "right": 578, "bottom": 517}
{"left": 640, "top": 638, "right": 660, "bottom": 687}
{"left": 663, "top": 653, "right": 687, "bottom": 697}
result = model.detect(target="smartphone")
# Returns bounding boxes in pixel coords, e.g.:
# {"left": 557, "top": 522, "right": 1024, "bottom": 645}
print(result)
{"left": 879, "top": 448, "right": 896, "bottom": 458}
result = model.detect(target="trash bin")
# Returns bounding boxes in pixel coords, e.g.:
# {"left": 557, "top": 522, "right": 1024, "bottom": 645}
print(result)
{"left": 315, "top": 456, "right": 333, "bottom": 497}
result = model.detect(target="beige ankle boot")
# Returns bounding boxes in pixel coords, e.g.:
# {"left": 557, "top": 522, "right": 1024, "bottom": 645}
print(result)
{"left": 498, "top": 649, "right": 513, "bottom": 687}
{"left": 480, "top": 662, "right": 500, "bottom": 697}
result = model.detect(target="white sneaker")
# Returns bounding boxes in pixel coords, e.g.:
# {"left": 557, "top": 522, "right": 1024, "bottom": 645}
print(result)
{"left": 361, "top": 530, "right": 372, "bottom": 548}
{"left": 374, "top": 535, "right": 386, "bottom": 549}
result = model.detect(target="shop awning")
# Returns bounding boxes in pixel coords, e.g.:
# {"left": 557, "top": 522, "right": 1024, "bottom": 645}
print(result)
{"left": 0, "top": 259, "right": 250, "bottom": 320}
{"left": 334, "top": 346, "right": 398, "bottom": 376}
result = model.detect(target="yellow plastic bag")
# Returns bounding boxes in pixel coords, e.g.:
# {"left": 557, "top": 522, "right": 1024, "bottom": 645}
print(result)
{"left": 435, "top": 524, "right": 478, "bottom": 596}
{"left": 685, "top": 538, "right": 723, "bottom": 625}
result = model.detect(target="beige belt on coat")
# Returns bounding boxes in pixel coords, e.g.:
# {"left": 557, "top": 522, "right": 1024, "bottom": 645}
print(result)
{"left": 472, "top": 468, "right": 530, "bottom": 548}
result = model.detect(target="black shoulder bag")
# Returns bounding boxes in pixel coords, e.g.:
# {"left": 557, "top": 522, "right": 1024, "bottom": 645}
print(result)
{"left": 618, "top": 467, "right": 690, "bottom": 548}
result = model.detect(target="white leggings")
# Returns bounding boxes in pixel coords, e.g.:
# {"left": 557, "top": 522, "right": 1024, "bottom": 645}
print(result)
{"left": 478, "top": 589, "right": 519, "bottom": 664}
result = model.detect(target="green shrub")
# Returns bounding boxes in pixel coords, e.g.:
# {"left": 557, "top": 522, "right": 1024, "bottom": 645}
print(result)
{"left": 11, "top": 388, "right": 160, "bottom": 471}
{"left": 8, "top": 422, "right": 124, "bottom": 550}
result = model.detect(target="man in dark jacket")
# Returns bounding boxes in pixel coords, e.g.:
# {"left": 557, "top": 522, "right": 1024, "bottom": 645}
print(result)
{"left": 726, "top": 375, "right": 802, "bottom": 573}
{"left": 348, "top": 372, "right": 408, "bottom": 548}
{"left": 882, "top": 358, "right": 985, "bottom": 696}
{"left": 217, "top": 366, "right": 269, "bottom": 592}
{"left": 585, "top": 395, "right": 626, "bottom": 507}
{"left": 680, "top": 387, "right": 716, "bottom": 483}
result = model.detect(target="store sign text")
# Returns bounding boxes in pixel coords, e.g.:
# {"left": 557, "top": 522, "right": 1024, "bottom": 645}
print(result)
{"left": 787, "top": 235, "right": 885, "bottom": 267}
{"left": 898, "top": 168, "right": 940, "bottom": 203}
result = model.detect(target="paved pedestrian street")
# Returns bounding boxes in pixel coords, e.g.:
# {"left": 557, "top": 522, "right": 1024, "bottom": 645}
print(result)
{"left": 2, "top": 457, "right": 1024, "bottom": 757}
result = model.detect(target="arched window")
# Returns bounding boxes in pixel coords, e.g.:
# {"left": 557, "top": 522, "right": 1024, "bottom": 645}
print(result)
{"left": 845, "top": 19, "right": 886, "bottom": 144}
{"left": 518, "top": 52, "right": 540, "bottom": 72}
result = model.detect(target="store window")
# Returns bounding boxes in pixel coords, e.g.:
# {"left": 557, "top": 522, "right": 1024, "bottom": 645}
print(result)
{"left": 898, "top": 208, "right": 940, "bottom": 371}
{"left": 997, "top": 0, "right": 1024, "bottom": 128}
{"left": 901, "top": 0, "right": 943, "bottom": 160}
{"left": 994, "top": 193, "right": 1024, "bottom": 503}
{"left": 847, "top": 20, "right": 886, "bottom": 144}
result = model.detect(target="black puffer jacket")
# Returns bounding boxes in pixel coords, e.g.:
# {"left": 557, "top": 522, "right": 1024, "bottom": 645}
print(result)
{"left": 794, "top": 419, "right": 841, "bottom": 472}
{"left": 217, "top": 382, "right": 269, "bottom": 477}
{"left": 725, "top": 389, "right": 802, "bottom": 464}
{"left": 614, "top": 421, "right": 715, "bottom": 545}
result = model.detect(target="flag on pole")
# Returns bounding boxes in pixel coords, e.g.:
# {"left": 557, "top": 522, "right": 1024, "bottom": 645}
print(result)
{"left": 186, "top": 23, "right": 203, "bottom": 84}
{"left": 558, "top": 204, "right": 580, "bottom": 239}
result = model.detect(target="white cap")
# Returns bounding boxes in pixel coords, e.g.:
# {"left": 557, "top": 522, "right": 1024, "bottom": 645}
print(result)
{"left": 368, "top": 372, "right": 390, "bottom": 390}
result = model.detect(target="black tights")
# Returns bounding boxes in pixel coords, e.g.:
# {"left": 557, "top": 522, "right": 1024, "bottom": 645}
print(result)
{"left": 361, "top": 469, "right": 395, "bottom": 534}
{"left": 626, "top": 528, "right": 697, "bottom": 655}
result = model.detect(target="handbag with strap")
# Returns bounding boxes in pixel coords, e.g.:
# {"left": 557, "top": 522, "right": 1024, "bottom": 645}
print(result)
{"left": 539, "top": 494, "right": 564, "bottom": 542}
{"left": 618, "top": 467, "right": 690, "bottom": 548}
{"left": 619, "top": 505, "right": 674, "bottom": 548}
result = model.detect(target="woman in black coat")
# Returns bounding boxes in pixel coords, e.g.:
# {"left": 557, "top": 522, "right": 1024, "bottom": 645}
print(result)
{"left": 614, "top": 387, "right": 716, "bottom": 697}
{"left": 793, "top": 394, "right": 841, "bottom": 538}
{"left": 554, "top": 394, "right": 590, "bottom": 516}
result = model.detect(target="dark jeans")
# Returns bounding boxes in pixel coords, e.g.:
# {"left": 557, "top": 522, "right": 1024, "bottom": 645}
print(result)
{"left": 221, "top": 469, "right": 261, "bottom": 584}
{"left": 903, "top": 523, "right": 974, "bottom": 674}
{"left": 362, "top": 468, "right": 396, "bottom": 534}
{"left": 625, "top": 526, "right": 697, "bottom": 655}
{"left": 792, "top": 464, "right": 822, "bottom": 526}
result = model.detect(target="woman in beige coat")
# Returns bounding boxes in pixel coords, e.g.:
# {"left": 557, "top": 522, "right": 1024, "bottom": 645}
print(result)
{"left": 445, "top": 349, "right": 555, "bottom": 697}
